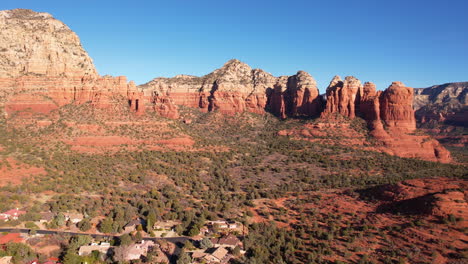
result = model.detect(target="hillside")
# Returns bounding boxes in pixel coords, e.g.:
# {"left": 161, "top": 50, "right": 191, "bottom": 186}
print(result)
{"left": 0, "top": 8, "right": 466, "bottom": 264}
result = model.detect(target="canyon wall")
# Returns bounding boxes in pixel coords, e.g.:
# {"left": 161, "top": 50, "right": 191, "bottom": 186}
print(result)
{"left": 0, "top": 9, "right": 144, "bottom": 117}
{"left": 140, "top": 59, "right": 323, "bottom": 119}
{"left": 0, "top": 9, "right": 453, "bottom": 163}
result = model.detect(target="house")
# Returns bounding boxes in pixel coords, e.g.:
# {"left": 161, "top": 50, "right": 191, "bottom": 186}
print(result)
{"left": 211, "top": 234, "right": 241, "bottom": 249}
{"left": 207, "top": 220, "right": 241, "bottom": 231}
{"left": 43, "top": 257, "right": 60, "bottom": 264}
{"left": 207, "top": 220, "right": 229, "bottom": 229}
{"left": 78, "top": 242, "right": 112, "bottom": 256}
{"left": 123, "top": 218, "right": 144, "bottom": 233}
{"left": 63, "top": 212, "right": 83, "bottom": 224}
{"left": 191, "top": 251, "right": 207, "bottom": 260}
{"left": 0, "top": 208, "right": 26, "bottom": 221}
{"left": 203, "top": 247, "right": 229, "bottom": 263}
{"left": 0, "top": 233, "right": 23, "bottom": 245}
{"left": 125, "top": 240, "right": 155, "bottom": 260}
{"left": 226, "top": 221, "right": 238, "bottom": 229}
{"left": 39, "top": 212, "right": 55, "bottom": 223}
{"left": 26, "top": 260, "right": 60, "bottom": 264}
{"left": 153, "top": 220, "right": 180, "bottom": 231}
{"left": 0, "top": 256, "right": 12, "bottom": 264}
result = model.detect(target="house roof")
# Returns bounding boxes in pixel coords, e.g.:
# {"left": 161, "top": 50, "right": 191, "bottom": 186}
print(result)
{"left": 125, "top": 241, "right": 155, "bottom": 260}
{"left": 63, "top": 212, "right": 83, "bottom": 219}
{"left": 0, "top": 233, "right": 23, "bottom": 244}
{"left": 125, "top": 218, "right": 144, "bottom": 228}
{"left": 0, "top": 209, "right": 26, "bottom": 218}
{"left": 210, "top": 247, "right": 228, "bottom": 261}
{"left": 212, "top": 234, "right": 240, "bottom": 246}
{"left": 191, "top": 251, "right": 207, "bottom": 259}
{"left": 41, "top": 212, "right": 55, "bottom": 221}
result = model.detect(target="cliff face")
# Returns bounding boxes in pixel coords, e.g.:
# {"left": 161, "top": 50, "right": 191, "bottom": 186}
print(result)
{"left": 141, "top": 59, "right": 322, "bottom": 119}
{"left": 322, "top": 76, "right": 362, "bottom": 119}
{"left": 0, "top": 76, "right": 142, "bottom": 116}
{"left": 414, "top": 82, "right": 468, "bottom": 127}
{"left": 0, "top": 9, "right": 144, "bottom": 117}
{"left": 0, "top": 8, "right": 453, "bottom": 163}
{"left": 380, "top": 82, "right": 417, "bottom": 132}
{"left": 0, "top": 9, "right": 97, "bottom": 78}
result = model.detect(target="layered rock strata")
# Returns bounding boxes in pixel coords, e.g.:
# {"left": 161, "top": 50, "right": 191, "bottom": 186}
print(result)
{"left": 0, "top": 8, "right": 454, "bottom": 163}
{"left": 140, "top": 59, "right": 322, "bottom": 119}
{"left": 414, "top": 82, "right": 467, "bottom": 126}
{"left": 0, "top": 9, "right": 145, "bottom": 116}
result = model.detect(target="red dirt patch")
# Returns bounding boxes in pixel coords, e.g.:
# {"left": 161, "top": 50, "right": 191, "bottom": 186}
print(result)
{"left": 67, "top": 136, "right": 135, "bottom": 146}
{"left": 0, "top": 157, "right": 46, "bottom": 186}
{"left": 157, "top": 137, "right": 195, "bottom": 146}
{"left": 0, "top": 233, "right": 23, "bottom": 244}
{"left": 250, "top": 178, "right": 468, "bottom": 263}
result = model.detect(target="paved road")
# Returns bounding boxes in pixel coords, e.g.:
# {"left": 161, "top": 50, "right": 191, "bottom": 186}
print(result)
{"left": 0, "top": 228, "right": 189, "bottom": 244}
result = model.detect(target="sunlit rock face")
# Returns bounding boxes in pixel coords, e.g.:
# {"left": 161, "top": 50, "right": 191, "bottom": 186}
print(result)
{"left": 0, "top": 9, "right": 97, "bottom": 78}
{"left": 0, "top": 9, "right": 453, "bottom": 162}
{"left": 141, "top": 59, "right": 321, "bottom": 118}
{"left": 322, "top": 75, "right": 362, "bottom": 119}
{"left": 0, "top": 9, "right": 146, "bottom": 116}
{"left": 414, "top": 82, "right": 468, "bottom": 126}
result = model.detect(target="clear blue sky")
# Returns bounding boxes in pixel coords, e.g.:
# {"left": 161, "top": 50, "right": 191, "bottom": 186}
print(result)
{"left": 2, "top": 0, "right": 467, "bottom": 92}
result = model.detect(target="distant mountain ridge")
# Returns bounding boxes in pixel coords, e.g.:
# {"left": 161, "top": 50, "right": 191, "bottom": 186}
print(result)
{"left": 414, "top": 82, "right": 468, "bottom": 127}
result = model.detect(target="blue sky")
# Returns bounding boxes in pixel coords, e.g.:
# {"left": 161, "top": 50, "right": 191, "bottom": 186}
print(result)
{"left": 1, "top": 0, "right": 467, "bottom": 92}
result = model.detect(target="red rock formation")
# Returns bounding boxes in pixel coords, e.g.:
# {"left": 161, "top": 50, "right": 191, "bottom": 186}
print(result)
{"left": 358, "top": 82, "right": 383, "bottom": 130}
{"left": 380, "top": 82, "right": 416, "bottom": 132}
{"left": 149, "top": 91, "right": 179, "bottom": 119}
{"left": 141, "top": 60, "right": 321, "bottom": 119}
{"left": 369, "top": 178, "right": 467, "bottom": 220}
{"left": 1, "top": 76, "right": 145, "bottom": 116}
{"left": 0, "top": 9, "right": 455, "bottom": 163}
{"left": 322, "top": 76, "right": 362, "bottom": 118}
{"left": 0, "top": 9, "right": 150, "bottom": 118}
{"left": 141, "top": 60, "right": 276, "bottom": 117}
{"left": 287, "top": 71, "right": 322, "bottom": 117}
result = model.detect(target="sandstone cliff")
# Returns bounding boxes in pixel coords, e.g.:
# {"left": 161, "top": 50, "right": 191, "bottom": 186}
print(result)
{"left": 322, "top": 75, "right": 362, "bottom": 119}
{"left": 0, "top": 8, "right": 454, "bottom": 163}
{"left": 0, "top": 9, "right": 97, "bottom": 78}
{"left": 140, "top": 59, "right": 322, "bottom": 119}
{"left": 0, "top": 9, "right": 144, "bottom": 117}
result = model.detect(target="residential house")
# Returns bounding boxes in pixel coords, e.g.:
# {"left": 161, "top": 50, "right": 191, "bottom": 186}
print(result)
{"left": 226, "top": 221, "right": 238, "bottom": 229}
{"left": 203, "top": 247, "right": 229, "bottom": 263}
{"left": 78, "top": 242, "right": 112, "bottom": 256}
{"left": 63, "top": 212, "right": 83, "bottom": 224}
{"left": 153, "top": 220, "right": 180, "bottom": 231}
{"left": 123, "top": 218, "right": 144, "bottom": 234}
{"left": 125, "top": 240, "right": 155, "bottom": 261}
{"left": 207, "top": 220, "right": 229, "bottom": 229}
{"left": 39, "top": 212, "right": 55, "bottom": 223}
{"left": 191, "top": 251, "right": 207, "bottom": 260}
{"left": 211, "top": 234, "right": 241, "bottom": 249}
{"left": 0, "top": 256, "right": 12, "bottom": 264}
{"left": 207, "top": 220, "right": 241, "bottom": 232}
{"left": 0, "top": 208, "right": 26, "bottom": 221}
{"left": 26, "top": 260, "right": 60, "bottom": 264}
